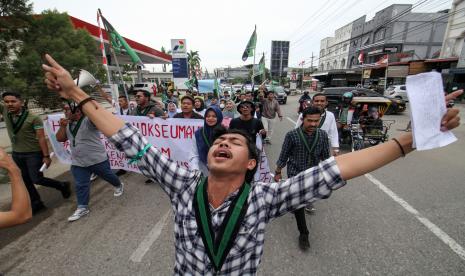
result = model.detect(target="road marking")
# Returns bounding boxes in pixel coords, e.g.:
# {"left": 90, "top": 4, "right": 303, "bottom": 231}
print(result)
{"left": 130, "top": 210, "right": 170, "bottom": 263}
{"left": 286, "top": 117, "right": 297, "bottom": 125}
{"left": 365, "top": 173, "right": 465, "bottom": 261}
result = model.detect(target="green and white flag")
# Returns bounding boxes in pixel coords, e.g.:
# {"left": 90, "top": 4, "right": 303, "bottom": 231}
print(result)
{"left": 242, "top": 26, "right": 257, "bottom": 61}
{"left": 99, "top": 10, "right": 144, "bottom": 66}
{"left": 258, "top": 53, "right": 265, "bottom": 75}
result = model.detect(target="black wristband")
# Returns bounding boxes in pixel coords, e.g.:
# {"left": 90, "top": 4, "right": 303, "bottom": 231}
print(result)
{"left": 43, "top": 155, "right": 50, "bottom": 158}
{"left": 275, "top": 171, "right": 281, "bottom": 175}
{"left": 77, "top": 97, "right": 95, "bottom": 111}
{"left": 392, "top": 138, "right": 405, "bottom": 157}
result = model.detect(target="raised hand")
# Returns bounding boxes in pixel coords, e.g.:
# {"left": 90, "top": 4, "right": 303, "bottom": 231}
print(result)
{"left": 42, "top": 54, "right": 78, "bottom": 100}
{"left": 441, "top": 90, "right": 462, "bottom": 131}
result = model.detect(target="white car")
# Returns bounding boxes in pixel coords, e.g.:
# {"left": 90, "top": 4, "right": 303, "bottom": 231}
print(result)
{"left": 385, "top": 85, "right": 408, "bottom": 101}
{"left": 133, "top": 82, "right": 156, "bottom": 93}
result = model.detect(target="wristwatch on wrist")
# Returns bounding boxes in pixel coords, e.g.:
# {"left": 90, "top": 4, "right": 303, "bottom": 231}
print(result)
{"left": 43, "top": 155, "right": 50, "bottom": 158}
{"left": 275, "top": 171, "right": 281, "bottom": 175}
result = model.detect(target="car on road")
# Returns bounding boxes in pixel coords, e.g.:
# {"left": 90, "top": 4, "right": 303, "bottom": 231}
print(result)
{"left": 266, "top": 85, "right": 287, "bottom": 104}
{"left": 385, "top": 85, "right": 409, "bottom": 101}
{"left": 133, "top": 82, "right": 156, "bottom": 94}
{"left": 322, "top": 87, "right": 406, "bottom": 114}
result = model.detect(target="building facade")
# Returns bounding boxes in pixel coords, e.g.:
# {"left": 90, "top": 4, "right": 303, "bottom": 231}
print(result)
{"left": 318, "top": 22, "right": 353, "bottom": 71}
{"left": 347, "top": 4, "right": 448, "bottom": 68}
{"left": 441, "top": 0, "right": 465, "bottom": 61}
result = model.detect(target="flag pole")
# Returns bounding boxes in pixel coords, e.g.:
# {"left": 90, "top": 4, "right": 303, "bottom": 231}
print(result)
{"left": 98, "top": 9, "right": 129, "bottom": 101}
{"left": 97, "top": 9, "right": 112, "bottom": 88}
{"left": 251, "top": 25, "right": 257, "bottom": 97}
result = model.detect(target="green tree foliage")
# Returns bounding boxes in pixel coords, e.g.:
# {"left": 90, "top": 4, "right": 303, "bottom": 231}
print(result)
{"left": 187, "top": 50, "right": 201, "bottom": 78}
{"left": 0, "top": 0, "right": 33, "bottom": 95}
{"left": 0, "top": 0, "right": 33, "bottom": 59}
{"left": 5, "top": 10, "right": 102, "bottom": 109}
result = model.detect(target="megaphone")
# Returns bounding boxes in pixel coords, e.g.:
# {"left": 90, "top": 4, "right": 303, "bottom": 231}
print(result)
{"left": 74, "top": 69, "right": 97, "bottom": 88}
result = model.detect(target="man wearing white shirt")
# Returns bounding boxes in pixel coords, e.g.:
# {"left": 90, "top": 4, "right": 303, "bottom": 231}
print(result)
{"left": 296, "top": 93, "right": 339, "bottom": 156}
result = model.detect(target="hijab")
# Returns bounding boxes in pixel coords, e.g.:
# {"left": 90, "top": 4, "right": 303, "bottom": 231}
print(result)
{"left": 194, "top": 106, "right": 223, "bottom": 165}
{"left": 167, "top": 102, "right": 179, "bottom": 118}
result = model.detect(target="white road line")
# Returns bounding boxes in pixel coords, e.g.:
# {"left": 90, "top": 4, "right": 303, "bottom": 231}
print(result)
{"left": 130, "top": 210, "right": 170, "bottom": 263}
{"left": 365, "top": 173, "right": 465, "bottom": 261}
{"left": 286, "top": 117, "right": 297, "bottom": 125}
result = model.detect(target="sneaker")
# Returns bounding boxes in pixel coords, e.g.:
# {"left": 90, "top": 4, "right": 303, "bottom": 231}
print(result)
{"left": 90, "top": 173, "right": 98, "bottom": 181}
{"left": 298, "top": 234, "right": 310, "bottom": 251}
{"left": 305, "top": 203, "right": 316, "bottom": 214}
{"left": 68, "top": 208, "right": 90, "bottom": 222}
{"left": 114, "top": 182, "right": 124, "bottom": 197}
{"left": 60, "top": 181, "right": 71, "bottom": 199}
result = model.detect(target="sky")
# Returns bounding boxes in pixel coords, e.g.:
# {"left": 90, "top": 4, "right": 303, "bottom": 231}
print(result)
{"left": 33, "top": 0, "right": 453, "bottom": 72}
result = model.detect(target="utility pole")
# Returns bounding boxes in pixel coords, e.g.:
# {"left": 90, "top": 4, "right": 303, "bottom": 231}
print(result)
{"left": 279, "top": 49, "right": 283, "bottom": 85}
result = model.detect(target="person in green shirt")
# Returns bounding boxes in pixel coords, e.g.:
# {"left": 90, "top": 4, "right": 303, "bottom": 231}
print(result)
{"left": 1, "top": 92, "right": 71, "bottom": 214}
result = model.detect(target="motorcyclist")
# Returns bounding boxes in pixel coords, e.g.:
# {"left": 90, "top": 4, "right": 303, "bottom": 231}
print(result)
{"left": 298, "top": 91, "right": 312, "bottom": 113}
{"left": 337, "top": 91, "right": 355, "bottom": 127}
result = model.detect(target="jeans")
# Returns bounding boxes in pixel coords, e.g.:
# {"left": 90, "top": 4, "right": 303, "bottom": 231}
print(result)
{"left": 12, "top": 151, "right": 65, "bottom": 206}
{"left": 294, "top": 208, "right": 309, "bottom": 235}
{"left": 70, "top": 159, "right": 121, "bottom": 208}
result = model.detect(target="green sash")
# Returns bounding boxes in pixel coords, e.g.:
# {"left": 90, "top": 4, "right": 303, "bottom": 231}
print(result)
{"left": 297, "top": 127, "right": 320, "bottom": 167}
{"left": 201, "top": 128, "right": 211, "bottom": 147}
{"left": 69, "top": 116, "right": 85, "bottom": 147}
{"left": 318, "top": 111, "right": 326, "bottom": 128}
{"left": 8, "top": 109, "right": 29, "bottom": 143}
{"left": 193, "top": 177, "right": 251, "bottom": 272}
{"left": 136, "top": 105, "right": 152, "bottom": 116}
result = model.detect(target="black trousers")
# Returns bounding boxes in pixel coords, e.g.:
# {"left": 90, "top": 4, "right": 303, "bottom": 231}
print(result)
{"left": 294, "top": 207, "right": 309, "bottom": 235}
{"left": 12, "top": 151, "right": 64, "bottom": 205}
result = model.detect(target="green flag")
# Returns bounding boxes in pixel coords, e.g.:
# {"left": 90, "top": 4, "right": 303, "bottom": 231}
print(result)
{"left": 258, "top": 53, "right": 265, "bottom": 75}
{"left": 213, "top": 79, "right": 220, "bottom": 98}
{"left": 242, "top": 26, "right": 257, "bottom": 61}
{"left": 99, "top": 11, "right": 143, "bottom": 66}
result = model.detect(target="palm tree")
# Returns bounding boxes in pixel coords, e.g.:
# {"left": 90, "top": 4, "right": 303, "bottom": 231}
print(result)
{"left": 160, "top": 46, "right": 172, "bottom": 72}
{"left": 187, "top": 50, "right": 201, "bottom": 78}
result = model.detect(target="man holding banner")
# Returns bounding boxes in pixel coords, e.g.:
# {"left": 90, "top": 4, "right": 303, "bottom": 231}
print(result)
{"left": 43, "top": 54, "right": 461, "bottom": 275}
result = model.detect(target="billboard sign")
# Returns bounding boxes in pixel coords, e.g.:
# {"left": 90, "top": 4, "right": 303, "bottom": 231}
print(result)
{"left": 171, "top": 39, "right": 187, "bottom": 57}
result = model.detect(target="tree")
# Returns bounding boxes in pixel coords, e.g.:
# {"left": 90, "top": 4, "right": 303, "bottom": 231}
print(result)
{"left": 0, "top": 0, "right": 33, "bottom": 59}
{"left": 187, "top": 50, "right": 201, "bottom": 78}
{"left": 160, "top": 46, "right": 171, "bottom": 72}
{"left": 0, "top": 0, "right": 33, "bottom": 92}
{"left": 5, "top": 10, "right": 103, "bottom": 109}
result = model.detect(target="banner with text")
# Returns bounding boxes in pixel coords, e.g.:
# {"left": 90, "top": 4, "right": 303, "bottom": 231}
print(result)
{"left": 45, "top": 114, "right": 272, "bottom": 183}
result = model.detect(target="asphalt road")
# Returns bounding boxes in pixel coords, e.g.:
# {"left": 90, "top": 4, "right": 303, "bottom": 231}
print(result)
{"left": 1, "top": 94, "right": 464, "bottom": 275}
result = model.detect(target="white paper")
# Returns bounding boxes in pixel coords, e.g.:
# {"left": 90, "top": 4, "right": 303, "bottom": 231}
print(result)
{"left": 406, "top": 72, "right": 457, "bottom": 150}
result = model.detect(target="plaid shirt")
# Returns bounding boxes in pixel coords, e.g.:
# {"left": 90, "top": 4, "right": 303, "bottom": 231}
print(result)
{"left": 109, "top": 124, "right": 345, "bottom": 275}
{"left": 276, "top": 128, "right": 331, "bottom": 177}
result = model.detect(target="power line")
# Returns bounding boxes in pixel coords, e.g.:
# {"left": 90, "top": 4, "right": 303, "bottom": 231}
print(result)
{"left": 302, "top": 6, "right": 461, "bottom": 67}
{"left": 290, "top": 0, "right": 436, "bottom": 64}
{"left": 290, "top": 0, "right": 455, "bottom": 67}
{"left": 285, "top": 0, "right": 337, "bottom": 41}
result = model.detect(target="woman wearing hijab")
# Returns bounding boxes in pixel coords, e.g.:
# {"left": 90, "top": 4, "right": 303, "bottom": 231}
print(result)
{"left": 222, "top": 100, "right": 238, "bottom": 119}
{"left": 167, "top": 101, "right": 180, "bottom": 118}
{"left": 188, "top": 106, "right": 223, "bottom": 175}
{"left": 193, "top": 96, "right": 206, "bottom": 117}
